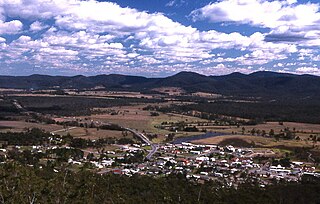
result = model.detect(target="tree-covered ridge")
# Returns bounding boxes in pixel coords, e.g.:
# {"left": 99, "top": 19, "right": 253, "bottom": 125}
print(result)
{"left": 155, "top": 99, "right": 320, "bottom": 124}
{"left": 8, "top": 96, "right": 163, "bottom": 116}
{"left": 2, "top": 71, "right": 320, "bottom": 99}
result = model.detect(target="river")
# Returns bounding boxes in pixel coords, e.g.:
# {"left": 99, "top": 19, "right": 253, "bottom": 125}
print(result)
{"left": 171, "top": 132, "right": 225, "bottom": 144}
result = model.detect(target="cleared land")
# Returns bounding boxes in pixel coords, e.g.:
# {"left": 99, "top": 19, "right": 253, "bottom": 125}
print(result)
{"left": 194, "top": 135, "right": 316, "bottom": 149}
{"left": 2, "top": 92, "right": 320, "bottom": 156}
{"left": 0, "top": 121, "right": 62, "bottom": 132}
{"left": 58, "top": 127, "right": 127, "bottom": 139}
{"left": 197, "top": 122, "right": 320, "bottom": 140}
{"left": 0, "top": 121, "right": 125, "bottom": 139}
{"left": 152, "top": 87, "right": 185, "bottom": 95}
{"left": 86, "top": 104, "right": 209, "bottom": 142}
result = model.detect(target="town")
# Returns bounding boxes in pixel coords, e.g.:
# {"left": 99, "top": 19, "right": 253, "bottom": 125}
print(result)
{"left": 0, "top": 126, "right": 318, "bottom": 187}
{"left": 1, "top": 90, "right": 320, "bottom": 190}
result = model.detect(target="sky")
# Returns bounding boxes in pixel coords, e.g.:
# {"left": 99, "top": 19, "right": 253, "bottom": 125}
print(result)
{"left": 1, "top": 0, "right": 320, "bottom": 76}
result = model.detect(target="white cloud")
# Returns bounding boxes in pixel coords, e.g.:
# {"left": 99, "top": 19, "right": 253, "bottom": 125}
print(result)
{"left": 30, "top": 21, "right": 48, "bottom": 32}
{"left": 295, "top": 67, "right": 320, "bottom": 75}
{"left": 311, "top": 55, "right": 320, "bottom": 61}
{"left": 192, "top": 0, "right": 320, "bottom": 47}
{"left": 192, "top": 0, "right": 320, "bottom": 29}
{"left": 4, "top": 0, "right": 269, "bottom": 64}
{"left": 39, "top": 47, "right": 78, "bottom": 56}
{"left": 0, "top": 0, "right": 73, "bottom": 19}
{"left": 165, "top": 0, "right": 185, "bottom": 7}
{"left": 0, "top": 20, "right": 22, "bottom": 34}
{"left": 166, "top": 0, "right": 176, "bottom": 7}
{"left": 0, "top": 0, "right": 318, "bottom": 75}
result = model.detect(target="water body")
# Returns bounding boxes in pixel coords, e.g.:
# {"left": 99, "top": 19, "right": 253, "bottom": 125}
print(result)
{"left": 171, "top": 132, "right": 225, "bottom": 144}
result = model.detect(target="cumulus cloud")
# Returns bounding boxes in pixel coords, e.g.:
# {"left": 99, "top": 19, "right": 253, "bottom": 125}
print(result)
{"left": 295, "top": 67, "right": 320, "bottom": 75}
{"left": 192, "top": 0, "right": 320, "bottom": 29}
{"left": 0, "top": 0, "right": 318, "bottom": 76}
{"left": 30, "top": 21, "right": 48, "bottom": 32}
{"left": 4, "top": 0, "right": 281, "bottom": 68}
{"left": 0, "top": 20, "right": 22, "bottom": 34}
{"left": 0, "top": 0, "right": 72, "bottom": 19}
{"left": 192, "top": 0, "right": 320, "bottom": 45}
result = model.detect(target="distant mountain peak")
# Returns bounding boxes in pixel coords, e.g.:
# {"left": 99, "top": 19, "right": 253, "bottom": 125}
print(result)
{"left": 172, "top": 71, "right": 205, "bottom": 77}
{"left": 248, "top": 71, "right": 294, "bottom": 77}
{"left": 72, "top": 75, "right": 86, "bottom": 78}
{"left": 223, "top": 72, "right": 247, "bottom": 77}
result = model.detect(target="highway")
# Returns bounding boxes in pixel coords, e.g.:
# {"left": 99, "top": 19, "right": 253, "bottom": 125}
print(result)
{"left": 125, "top": 128, "right": 158, "bottom": 160}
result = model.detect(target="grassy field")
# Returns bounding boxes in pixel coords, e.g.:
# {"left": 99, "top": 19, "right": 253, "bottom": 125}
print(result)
{"left": 194, "top": 134, "right": 315, "bottom": 149}
{"left": 195, "top": 122, "right": 320, "bottom": 140}
{"left": 87, "top": 104, "right": 209, "bottom": 141}
{"left": 82, "top": 103, "right": 320, "bottom": 144}
{"left": 0, "top": 121, "right": 63, "bottom": 132}
{"left": 0, "top": 120, "right": 126, "bottom": 139}
{"left": 57, "top": 127, "right": 127, "bottom": 139}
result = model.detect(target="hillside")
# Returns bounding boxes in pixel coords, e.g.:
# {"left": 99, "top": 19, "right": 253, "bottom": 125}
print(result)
{"left": 1, "top": 71, "right": 320, "bottom": 99}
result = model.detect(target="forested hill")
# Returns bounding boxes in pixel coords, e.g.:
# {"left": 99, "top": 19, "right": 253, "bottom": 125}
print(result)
{"left": 1, "top": 71, "right": 320, "bottom": 98}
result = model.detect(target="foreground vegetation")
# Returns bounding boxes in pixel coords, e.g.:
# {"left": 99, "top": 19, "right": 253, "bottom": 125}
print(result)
{"left": 0, "top": 163, "right": 318, "bottom": 204}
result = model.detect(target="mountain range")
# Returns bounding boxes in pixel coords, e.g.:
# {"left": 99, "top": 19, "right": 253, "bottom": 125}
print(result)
{"left": 1, "top": 71, "right": 320, "bottom": 99}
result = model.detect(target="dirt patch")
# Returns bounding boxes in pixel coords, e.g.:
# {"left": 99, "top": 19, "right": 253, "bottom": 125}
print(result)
{"left": 191, "top": 92, "right": 221, "bottom": 98}
{"left": 152, "top": 87, "right": 185, "bottom": 95}
{"left": 66, "top": 128, "right": 129, "bottom": 139}
{"left": 218, "top": 138, "right": 254, "bottom": 147}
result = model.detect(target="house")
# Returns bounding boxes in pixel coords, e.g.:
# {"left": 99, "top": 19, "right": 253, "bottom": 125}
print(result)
{"left": 190, "top": 150, "right": 201, "bottom": 155}
{"left": 102, "top": 159, "right": 114, "bottom": 166}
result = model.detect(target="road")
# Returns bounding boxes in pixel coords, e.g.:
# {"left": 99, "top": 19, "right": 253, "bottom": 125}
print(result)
{"left": 50, "top": 127, "right": 78, "bottom": 134}
{"left": 10, "top": 98, "right": 158, "bottom": 160}
{"left": 125, "top": 128, "right": 158, "bottom": 160}
{"left": 12, "top": 99, "right": 37, "bottom": 116}
{"left": 308, "top": 152, "right": 315, "bottom": 163}
{"left": 12, "top": 99, "right": 28, "bottom": 113}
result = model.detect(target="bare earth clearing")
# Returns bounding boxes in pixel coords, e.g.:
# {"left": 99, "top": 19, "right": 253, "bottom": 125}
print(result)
{"left": 194, "top": 134, "right": 316, "bottom": 149}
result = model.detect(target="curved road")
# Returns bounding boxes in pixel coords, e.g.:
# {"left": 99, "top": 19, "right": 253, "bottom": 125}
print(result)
{"left": 125, "top": 128, "right": 158, "bottom": 160}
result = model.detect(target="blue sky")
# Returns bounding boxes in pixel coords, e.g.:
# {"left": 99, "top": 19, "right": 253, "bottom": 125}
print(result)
{"left": 1, "top": 0, "right": 320, "bottom": 76}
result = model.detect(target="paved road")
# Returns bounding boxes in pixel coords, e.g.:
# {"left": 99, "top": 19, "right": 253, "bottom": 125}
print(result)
{"left": 82, "top": 149, "right": 100, "bottom": 154}
{"left": 50, "top": 127, "right": 78, "bottom": 134}
{"left": 125, "top": 128, "right": 158, "bottom": 160}
{"left": 308, "top": 152, "right": 315, "bottom": 162}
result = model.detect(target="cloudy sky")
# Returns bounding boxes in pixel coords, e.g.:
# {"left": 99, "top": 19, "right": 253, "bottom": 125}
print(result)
{"left": 0, "top": 0, "right": 320, "bottom": 76}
